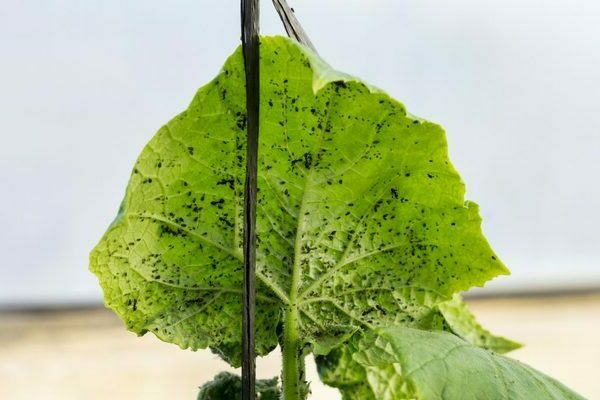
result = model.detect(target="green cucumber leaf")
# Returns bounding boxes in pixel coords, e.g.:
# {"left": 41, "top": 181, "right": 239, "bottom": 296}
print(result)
{"left": 438, "top": 294, "right": 521, "bottom": 353}
{"left": 197, "top": 372, "right": 279, "bottom": 400}
{"left": 353, "top": 327, "right": 584, "bottom": 400}
{"left": 90, "top": 35, "right": 508, "bottom": 365}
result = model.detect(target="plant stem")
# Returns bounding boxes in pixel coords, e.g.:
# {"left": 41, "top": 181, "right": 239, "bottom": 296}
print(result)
{"left": 282, "top": 306, "right": 306, "bottom": 400}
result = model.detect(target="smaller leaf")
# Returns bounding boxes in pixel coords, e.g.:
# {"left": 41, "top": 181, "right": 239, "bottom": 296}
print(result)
{"left": 197, "top": 372, "right": 280, "bottom": 400}
{"left": 354, "top": 327, "right": 585, "bottom": 400}
{"left": 316, "top": 340, "right": 376, "bottom": 400}
{"left": 316, "top": 295, "right": 519, "bottom": 399}
{"left": 437, "top": 294, "right": 521, "bottom": 353}
{"left": 317, "top": 337, "right": 416, "bottom": 400}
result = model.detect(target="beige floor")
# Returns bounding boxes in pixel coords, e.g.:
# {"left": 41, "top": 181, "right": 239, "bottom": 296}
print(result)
{"left": 0, "top": 294, "right": 598, "bottom": 399}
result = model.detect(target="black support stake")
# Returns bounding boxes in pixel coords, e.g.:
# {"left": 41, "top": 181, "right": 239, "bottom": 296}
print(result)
{"left": 271, "top": 0, "right": 317, "bottom": 53}
{"left": 241, "top": 0, "right": 259, "bottom": 399}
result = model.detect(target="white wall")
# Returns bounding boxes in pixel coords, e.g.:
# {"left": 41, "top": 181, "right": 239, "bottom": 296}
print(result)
{"left": 1, "top": 0, "right": 598, "bottom": 304}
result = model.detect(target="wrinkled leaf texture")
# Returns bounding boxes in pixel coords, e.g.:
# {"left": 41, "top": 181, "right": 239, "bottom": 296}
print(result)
{"left": 90, "top": 36, "right": 508, "bottom": 366}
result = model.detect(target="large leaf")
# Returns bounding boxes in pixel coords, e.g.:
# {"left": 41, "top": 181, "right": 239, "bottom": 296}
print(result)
{"left": 90, "top": 36, "right": 508, "bottom": 364}
{"left": 353, "top": 327, "right": 584, "bottom": 400}
{"left": 197, "top": 372, "right": 279, "bottom": 400}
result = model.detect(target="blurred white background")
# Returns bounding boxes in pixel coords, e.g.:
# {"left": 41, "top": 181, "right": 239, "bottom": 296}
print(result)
{"left": 1, "top": 0, "right": 599, "bottom": 306}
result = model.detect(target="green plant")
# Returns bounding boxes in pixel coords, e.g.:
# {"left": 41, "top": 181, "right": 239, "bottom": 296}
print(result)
{"left": 90, "top": 36, "right": 584, "bottom": 399}
{"left": 197, "top": 372, "right": 279, "bottom": 400}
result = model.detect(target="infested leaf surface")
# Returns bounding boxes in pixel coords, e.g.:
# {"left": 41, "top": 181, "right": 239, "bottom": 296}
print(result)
{"left": 90, "top": 36, "right": 508, "bottom": 365}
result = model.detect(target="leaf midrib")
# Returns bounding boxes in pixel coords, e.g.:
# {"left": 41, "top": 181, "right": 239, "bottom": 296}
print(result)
{"left": 287, "top": 87, "right": 337, "bottom": 309}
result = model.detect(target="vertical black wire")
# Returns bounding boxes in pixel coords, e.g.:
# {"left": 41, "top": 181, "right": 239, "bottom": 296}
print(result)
{"left": 241, "top": 0, "right": 259, "bottom": 399}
